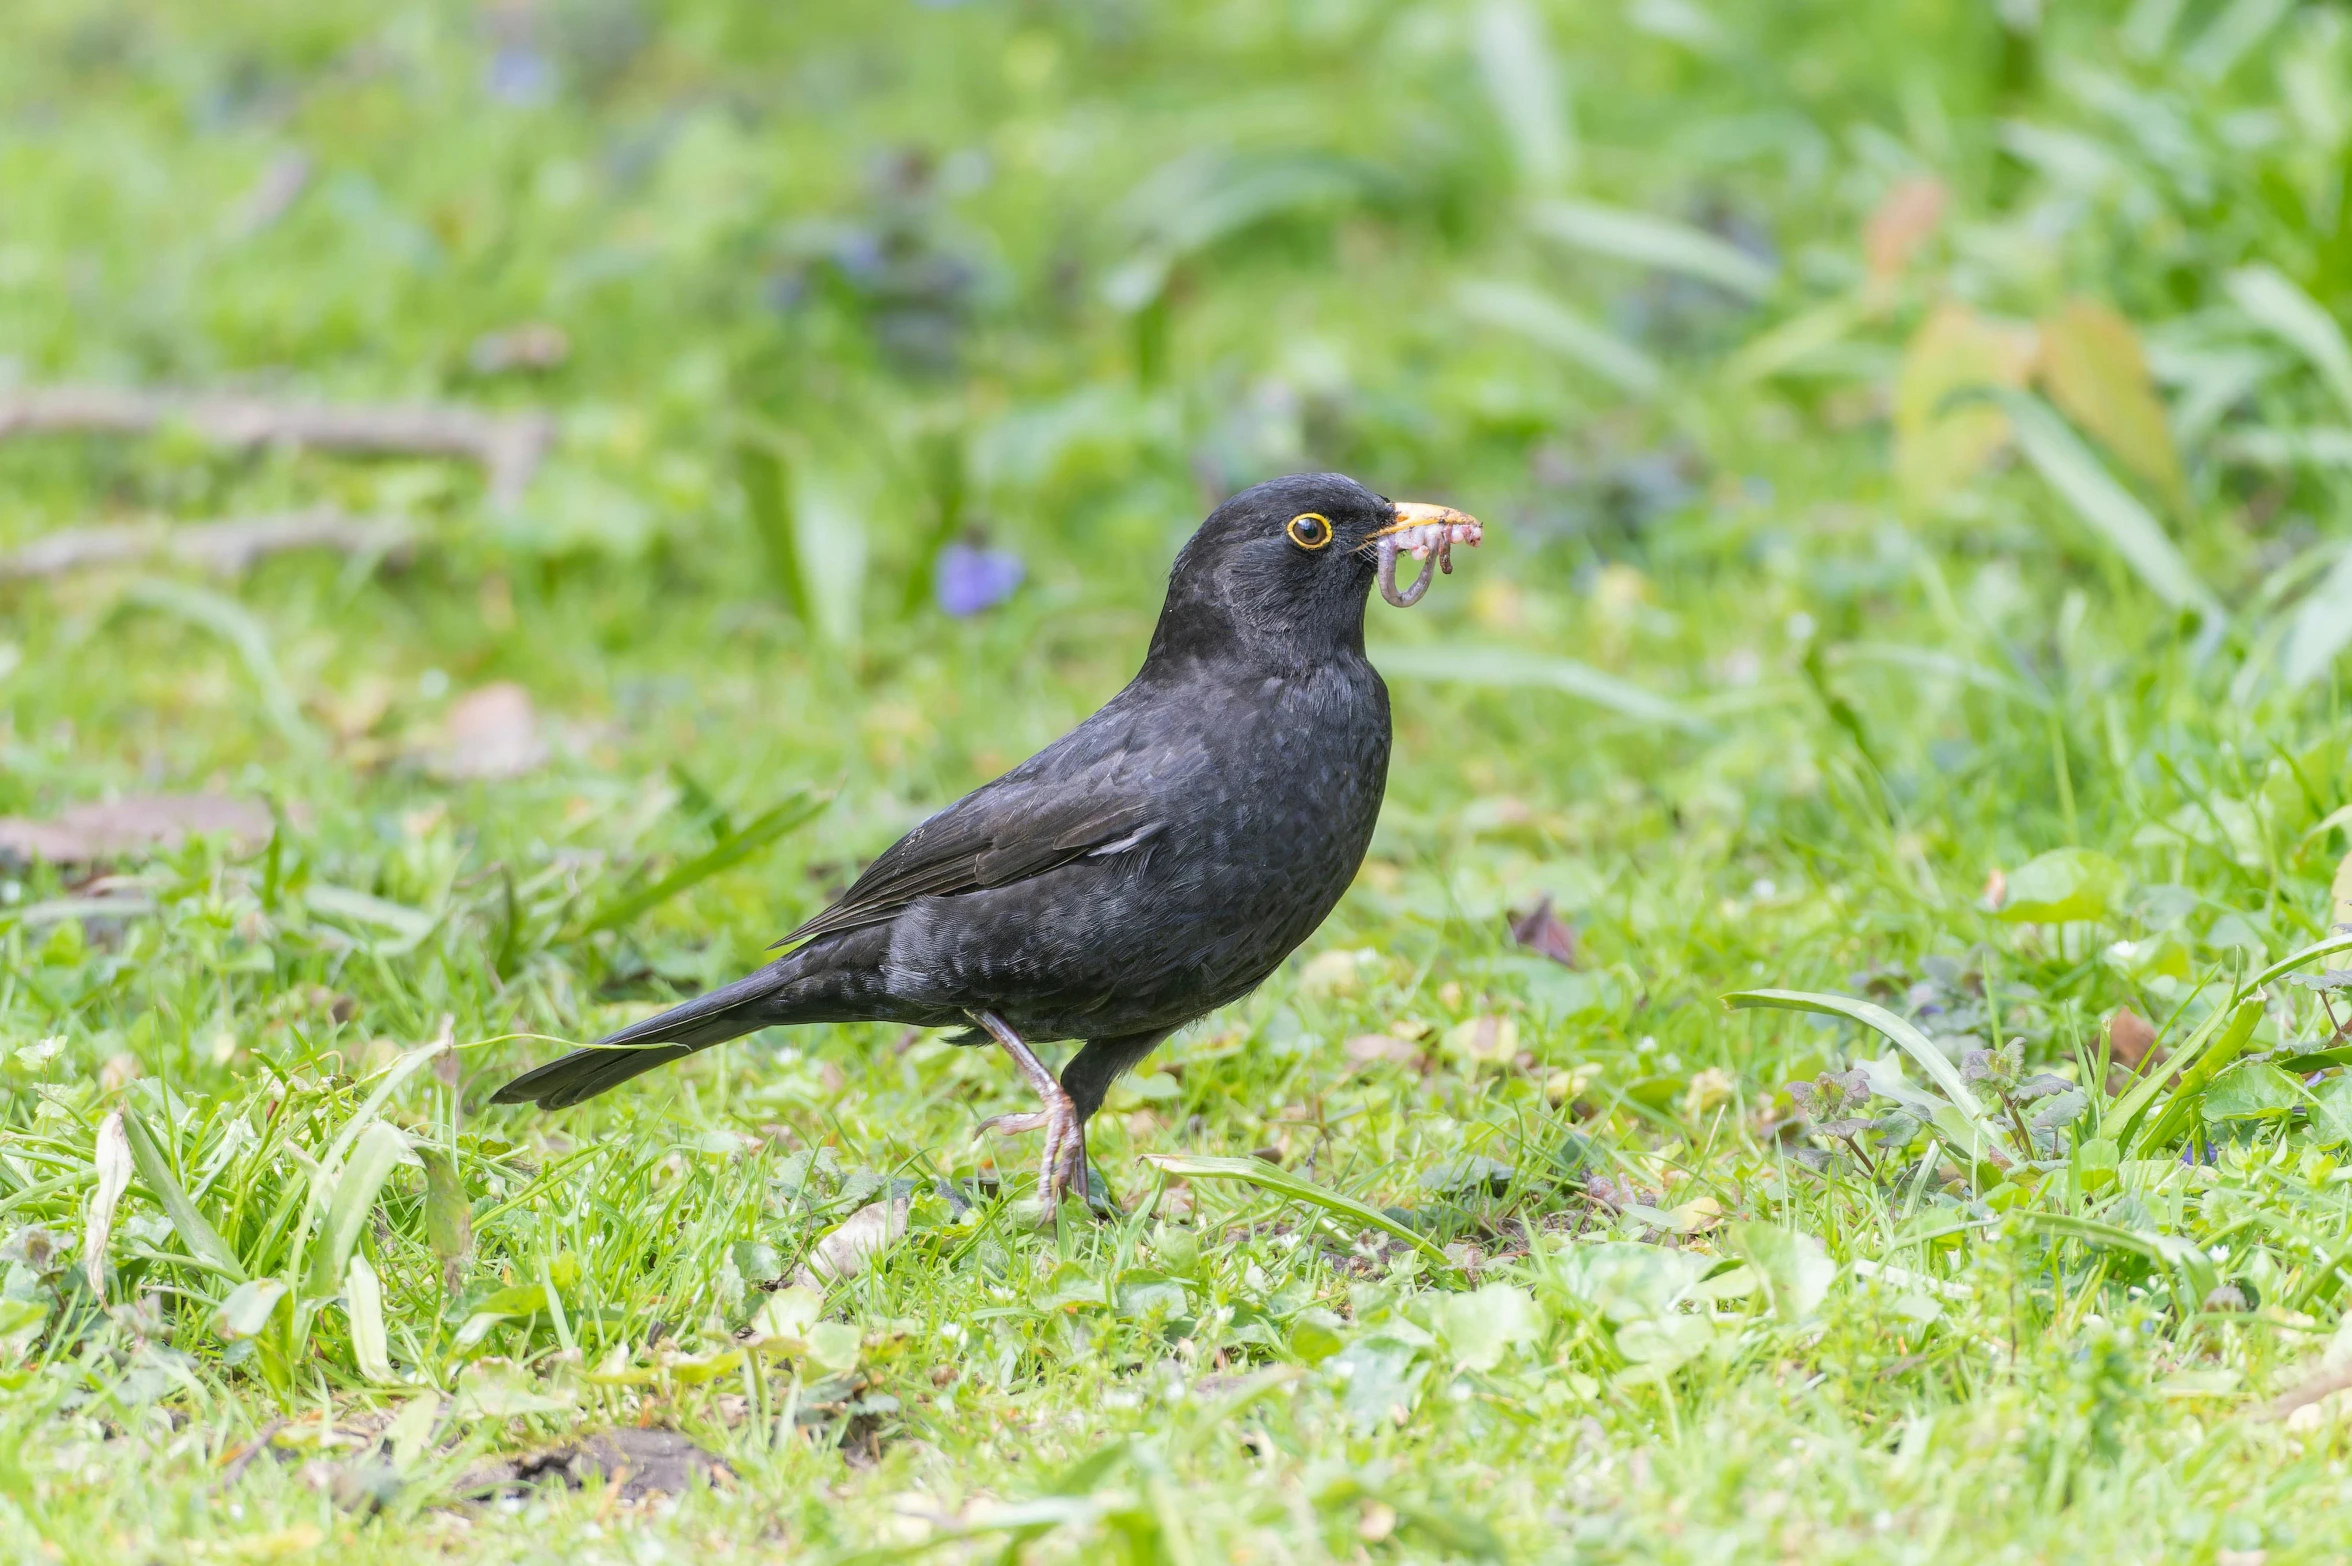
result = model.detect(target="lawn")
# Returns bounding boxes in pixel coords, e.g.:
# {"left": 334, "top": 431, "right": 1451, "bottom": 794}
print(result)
{"left": 5, "top": 0, "right": 2352, "bottom": 1560}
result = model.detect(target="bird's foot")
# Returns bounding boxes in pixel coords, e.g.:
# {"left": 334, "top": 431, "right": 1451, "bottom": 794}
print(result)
{"left": 973, "top": 1101, "right": 1114, "bottom": 1217}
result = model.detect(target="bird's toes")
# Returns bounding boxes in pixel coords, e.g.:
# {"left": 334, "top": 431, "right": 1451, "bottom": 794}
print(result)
{"left": 977, "top": 1110, "right": 1050, "bottom": 1138}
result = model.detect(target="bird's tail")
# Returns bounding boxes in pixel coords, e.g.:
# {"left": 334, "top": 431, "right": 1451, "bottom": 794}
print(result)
{"left": 491, "top": 961, "right": 798, "bottom": 1110}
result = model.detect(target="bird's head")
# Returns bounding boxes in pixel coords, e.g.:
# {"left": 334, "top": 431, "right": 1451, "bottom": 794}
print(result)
{"left": 1147, "top": 472, "right": 1483, "bottom": 667}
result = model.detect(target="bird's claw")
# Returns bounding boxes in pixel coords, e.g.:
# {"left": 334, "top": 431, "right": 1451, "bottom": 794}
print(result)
{"left": 976, "top": 1098, "right": 1111, "bottom": 1216}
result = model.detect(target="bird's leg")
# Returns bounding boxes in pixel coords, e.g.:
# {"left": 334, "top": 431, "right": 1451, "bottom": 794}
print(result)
{"left": 969, "top": 1011, "right": 1087, "bottom": 1207}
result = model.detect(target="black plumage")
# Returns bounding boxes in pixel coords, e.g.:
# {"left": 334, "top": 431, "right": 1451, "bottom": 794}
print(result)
{"left": 493, "top": 472, "right": 1481, "bottom": 1203}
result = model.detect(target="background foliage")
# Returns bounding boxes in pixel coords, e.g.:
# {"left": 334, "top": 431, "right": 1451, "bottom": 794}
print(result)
{"left": 7, "top": 0, "right": 2352, "bottom": 1559}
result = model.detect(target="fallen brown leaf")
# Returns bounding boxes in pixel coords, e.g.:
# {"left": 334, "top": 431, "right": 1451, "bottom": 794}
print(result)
{"left": 469, "top": 323, "right": 571, "bottom": 375}
{"left": 429, "top": 682, "right": 548, "bottom": 781}
{"left": 0, "top": 794, "right": 273, "bottom": 866}
{"left": 1864, "top": 176, "right": 1948, "bottom": 289}
{"left": 1506, "top": 895, "right": 1578, "bottom": 967}
{"left": 1343, "top": 1034, "right": 1419, "bottom": 1067}
{"left": 2107, "top": 1007, "right": 2159, "bottom": 1072}
{"left": 458, "top": 1428, "right": 731, "bottom": 1503}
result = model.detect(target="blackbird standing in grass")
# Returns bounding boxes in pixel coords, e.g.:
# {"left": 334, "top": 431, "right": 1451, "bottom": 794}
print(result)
{"left": 494, "top": 473, "right": 1483, "bottom": 1204}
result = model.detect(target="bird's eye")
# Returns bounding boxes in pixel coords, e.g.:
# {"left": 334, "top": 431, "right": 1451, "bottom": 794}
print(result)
{"left": 1285, "top": 512, "right": 1334, "bottom": 551}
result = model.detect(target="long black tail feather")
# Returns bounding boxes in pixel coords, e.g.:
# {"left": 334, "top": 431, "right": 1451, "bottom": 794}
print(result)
{"left": 491, "top": 963, "right": 795, "bottom": 1110}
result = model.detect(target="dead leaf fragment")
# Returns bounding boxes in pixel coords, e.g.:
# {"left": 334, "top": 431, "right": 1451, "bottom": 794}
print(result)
{"left": 469, "top": 323, "right": 571, "bottom": 376}
{"left": 1681, "top": 1067, "right": 1733, "bottom": 1121}
{"left": 2038, "top": 297, "right": 2187, "bottom": 513}
{"left": 1344, "top": 1034, "right": 1421, "bottom": 1068}
{"left": 793, "top": 1195, "right": 910, "bottom": 1288}
{"left": 1507, "top": 896, "right": 1578, "bottom": 967}
{"left": 430, "top": 682, "right": 548, "bottom": 781}
{"left": 0, "top": 794, "right": 273, "bottom": 866}
{"left": 1864, "top": 177, "right": 1948, "bottom": 289}
{"left": 2107, "top": 1007, "right": 2158, "bottom": 1072}
{"left": 1982, "top": 867, "right": 2008, "bottom": 910}
{"left": 460, "top": 1428, "right": 731, "bottom": 1503}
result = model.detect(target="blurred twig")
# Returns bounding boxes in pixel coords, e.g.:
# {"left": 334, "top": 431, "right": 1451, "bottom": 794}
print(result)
{"left": 1, "top": 508, "right": 414, "bottom": 581}
{"left": 0, "top": 386, "right": 553, "bottom": 507}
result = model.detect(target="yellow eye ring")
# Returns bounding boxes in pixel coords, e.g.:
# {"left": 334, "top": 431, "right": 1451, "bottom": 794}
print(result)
{"left": 1286, "top": 512, "right": 1334, "bottom": 550}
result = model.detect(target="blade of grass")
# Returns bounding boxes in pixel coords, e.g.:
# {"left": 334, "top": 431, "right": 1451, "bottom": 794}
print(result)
{"left": 1721, "top": 989, "right": 2015, "bottom": 1158}
{"left": 1137, "top": 1153, "right": 1460, "bottom": 1275}
{"left": 121, "top": 1107, "right": 245, "bottom": 1282}
{"left": 304, "top": 1120, "right": 412, "bottom": 1298}
{"left": 2227, "top": 264, "right": 2352, "bottom": 418}
{"left": 1988, "top": 390, "right": 2224, "bottom": 623}
{"left": 577, "top": 787, "right": 829, "bottom": 935}
{"left": 1371, "top": 643, "right": 1707, "bottom": 732}
{"left": 1527, "top": 197, "right": 1777, "bottom": 299}
{"left": 1452, "top": 279, "right": 1663, "bottom": 397}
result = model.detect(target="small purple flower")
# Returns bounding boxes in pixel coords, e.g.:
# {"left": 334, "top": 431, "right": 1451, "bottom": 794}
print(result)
{"left": 488, "top": 46, "right": 554, "bottom": 106}
{"left": 935, "top": 543, "right": 1024, "bottom": 617}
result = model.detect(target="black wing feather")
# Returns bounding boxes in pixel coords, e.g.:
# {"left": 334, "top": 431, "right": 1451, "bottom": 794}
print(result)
{"left": 773, "top": 777, "right": 1159, "bottom": 951}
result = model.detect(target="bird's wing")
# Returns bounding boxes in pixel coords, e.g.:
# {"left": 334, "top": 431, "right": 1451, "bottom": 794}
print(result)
{"left": 773, "top": 729, "right": 1171, "bottom": 950}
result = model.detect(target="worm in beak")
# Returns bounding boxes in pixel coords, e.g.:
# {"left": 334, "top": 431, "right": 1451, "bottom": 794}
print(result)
{"left": 1365, "top": 502, "right": 1483, "bottom": 607}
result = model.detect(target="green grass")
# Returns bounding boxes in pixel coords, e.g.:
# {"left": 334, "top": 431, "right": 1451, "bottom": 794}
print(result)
{"left": 7, "top": 0, "right": 2352, "bottom": 1559}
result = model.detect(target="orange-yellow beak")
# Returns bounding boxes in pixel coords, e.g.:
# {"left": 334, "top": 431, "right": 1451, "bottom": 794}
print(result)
{"left": 1365, "top": 501, "right": 1482, "bottom": 544}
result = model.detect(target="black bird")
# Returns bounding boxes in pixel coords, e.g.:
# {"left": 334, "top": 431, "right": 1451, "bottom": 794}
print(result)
{"left": 493, "top": 473, "right": 1482, "bottom": 1204}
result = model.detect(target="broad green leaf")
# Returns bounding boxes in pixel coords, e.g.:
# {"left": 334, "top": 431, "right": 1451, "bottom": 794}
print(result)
{"left": 1996, "top": 847, "right": 2126, "bottom": 923}
{"left": 1288, "top": 1309, "right": 1346, "bottom": 1365}
{"left": 1894, "top": 302, "right": 2037, "bottom": 513}
{"left": 1997, "top": 391, "right": 2223, "bottom": 622}
{"left": 2310, "top": 1074, "right": 2352, "bottom": 1146}
{"left": 121, "top": 1108, "right": 243, "bottom": 1282}
{"left": 1452, "top": 279, "right": 1663, "bottom": 396}
{"left": 1331, "top": 1335, "right": 1427, "bottom": 1435}
{"left": 2227, "top": 264, "right": 2352, "bottom": 418}
{"left": 746, "top": 1285, "right": 824, "bottom": 1350}
{"left": 2073, "top": 1137, "right": 2121, "bottom": 1192}
{"left": 384, "top": 1396, "right": 440, "bottom": 1473}
{"left": 1613, "top": 1313, "right": 1715, "bottom": 1376}
{"left": 1541, "top": 1240, "right": 1708, "bottom": 1324}
{"left": 304, "top": 1120, "right": 411, "bottom": 1298}
{"left": 1370, "top": 642, "right": 1706, "bottom": 732}
{"left": 806, "top": 1321, "right": 863, "bottom": 1374}
{"left": 417, "top": 1146, "right": 473, "bottom": 1292}
{"left": 1728, "top": 1223, "right": 1836, "bottom": 1323}
{"left": 1138, "top": 1153, "right": 1458, "bottom": 1273}
{"left": 1721, "top": 990, "right": 2014, "bottom": 1157}
{"left": 1433, "top": 1284, "right": 1543, "bottom": 1372}
{"left": 345, "top": 1253, "right": 397, "bottom": 1383}
{"left": 2199, "top": 1062, "right": 2302, "bottom": 1121}
{"left": 2038, "top": 298, "right": 2187, "bottom": 513}
{"left": 1527, "top": 198, "right": 1775, "bottom": 299}
{"left": 216, "top": 1278, "right": 287, "bottom": 1340}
